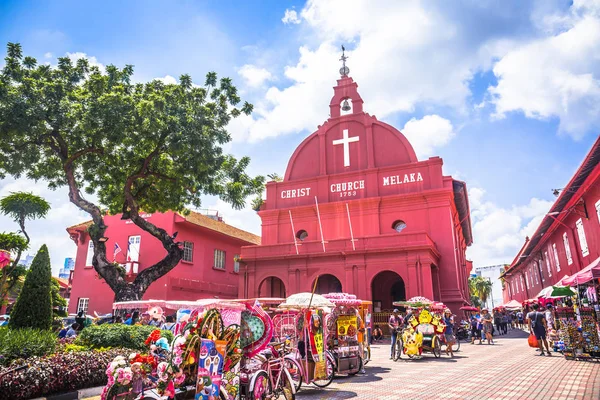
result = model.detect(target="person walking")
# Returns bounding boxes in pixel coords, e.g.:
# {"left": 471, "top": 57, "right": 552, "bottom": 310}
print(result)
{"left": 388, "top": 309, "right": 403, "bottom": 359}
{"left": 527, "top": 304, "right": 551, "bottom": 356}
{"left": 501, "top": 312, "right": 509, "bottom": 334}
{"left": 517, "top": 310, "right": 524, "bottom": 329}
{"left": 481, "top": 309, "right": 494, "bottom": 344}
{"left": 470, "top": 310, "right": 482, "bottom": 345}
{"left": 443, "top": 309, "right": 456, "bottom": 357}
{"left": 494, "top": 311, "right": 502, "bottom": 336}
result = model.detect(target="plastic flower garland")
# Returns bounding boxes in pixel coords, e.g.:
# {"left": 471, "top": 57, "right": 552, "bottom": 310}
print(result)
{"left": 101, "top": 329, "right": 186, "bottom": 399}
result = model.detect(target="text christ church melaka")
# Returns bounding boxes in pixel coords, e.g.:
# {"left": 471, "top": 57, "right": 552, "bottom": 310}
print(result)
{"left": 239, "top": 56, "right": 473, "bottom": 315}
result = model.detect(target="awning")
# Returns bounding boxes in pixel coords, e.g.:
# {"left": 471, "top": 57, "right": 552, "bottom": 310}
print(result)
{"left": 503, "top": 299, "right": 522, "bottom": 310}
{"left": 562, "top": 256, "right": 600, "bottom": 286}
{"left": 536, "top": 285, "right": 577, "bottom": 299}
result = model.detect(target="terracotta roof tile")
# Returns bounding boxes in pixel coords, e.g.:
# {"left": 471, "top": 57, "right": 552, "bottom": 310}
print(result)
{"left": 180, "top": 211, "right": 260, "bottom": 245}
{"left": 65, "top": 211, "right": 260, "bottom": 245}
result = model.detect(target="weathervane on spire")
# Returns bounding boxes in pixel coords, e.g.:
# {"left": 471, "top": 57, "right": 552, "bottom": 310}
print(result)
{"left": 339, "top": 45, "right": 350, "bottom": 77}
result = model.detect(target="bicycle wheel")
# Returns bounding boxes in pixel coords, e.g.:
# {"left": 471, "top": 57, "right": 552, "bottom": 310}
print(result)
{"left": 347, "top": 356, "right": 363, "bottom": 376}
{"left": 452, "top": 339, "right": 460, "bottom": 352}
{"left": 250, "top": 370, "right": 271, "bottom": 400}
{"left": 394, "top": 335, "right": 403, "bottom": 361}
{"left": 283, "top": 357, "right": 303, "bottom": 393}
{"left": 312, "top": 354, "right": 335, "bottom": 388}
{"left": 277, "top": 368, "right": 296, "bottom": 400}
{"left": 432, "top": 336, "right": 441, "bottom": 358}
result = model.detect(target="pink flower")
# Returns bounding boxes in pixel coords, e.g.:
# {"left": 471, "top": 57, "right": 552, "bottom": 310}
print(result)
{"left": 173, "top": 356, "right": 183, "bottom": 366}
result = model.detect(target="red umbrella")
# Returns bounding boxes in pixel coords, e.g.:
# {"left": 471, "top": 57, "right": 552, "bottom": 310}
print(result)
{"left": 460, "top": 306, "right": 479, "bottom": 311}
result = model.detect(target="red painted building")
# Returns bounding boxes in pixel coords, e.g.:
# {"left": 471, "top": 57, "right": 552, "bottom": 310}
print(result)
{"left": 239, "top": 71, "right": 473, "bottom": 314}
{"left": 67, "top": 211, "right": 259, "bottom": 315}
{"left": 502, "top": 136, "right": 600, "bottom": 303}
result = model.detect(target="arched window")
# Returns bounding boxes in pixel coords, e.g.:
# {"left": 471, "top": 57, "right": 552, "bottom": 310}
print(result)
{"left": 296, "top": 230, "right": 308, "bottom": 241}
{"left": 392, "top": 220, "right": 407, "bottom": 233}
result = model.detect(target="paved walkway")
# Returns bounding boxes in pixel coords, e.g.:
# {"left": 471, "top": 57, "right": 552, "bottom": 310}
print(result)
{"left": 81, "top": 329, "right": 600, "bottom": 400}
{"left": 297, "top": 329, "right": 600, "bottom": 400}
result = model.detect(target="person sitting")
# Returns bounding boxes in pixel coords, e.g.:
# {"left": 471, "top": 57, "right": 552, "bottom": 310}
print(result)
{"left": 58, "top": 324, "right": 69, "bottom": 339}
{"left": 371, "top": 325, "right": 383, "bottom": 343}
{"left": 161, "top": 315, "right": 176, "bottom": 332}
{"left": 66, "top": 323, "right": 79, "bottom": 338}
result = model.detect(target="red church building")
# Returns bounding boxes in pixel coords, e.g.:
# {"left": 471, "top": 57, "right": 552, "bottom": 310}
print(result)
{"left": 502, "top": 136, "right": 600, "bottom": 303}
{"left": 67, "top": 211, "right": 259, "bottom": 315}
{"left": 239, "top": 66, "right": 473, "bottom": 314}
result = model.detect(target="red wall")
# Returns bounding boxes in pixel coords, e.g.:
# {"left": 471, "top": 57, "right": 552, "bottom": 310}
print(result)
{"left": 504, "top": 166, "right": 600, "bottom": 302}
{"left": 68, "top": 212, "right": 250, "bottom": 315}
{"left": 240, "top": 75, "right": 472, "bottom": 314}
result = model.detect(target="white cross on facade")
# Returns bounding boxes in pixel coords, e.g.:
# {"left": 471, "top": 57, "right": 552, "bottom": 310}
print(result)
{"left": 332, "top": 129, "right": 359, "bottom": 167}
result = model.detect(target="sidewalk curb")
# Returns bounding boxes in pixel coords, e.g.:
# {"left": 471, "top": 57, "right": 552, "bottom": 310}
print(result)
{"left": 32, "top": 385, "right": 104, "bottom": 400}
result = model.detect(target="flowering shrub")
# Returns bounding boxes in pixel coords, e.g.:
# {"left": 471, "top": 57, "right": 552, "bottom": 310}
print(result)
{"left": 101, "top": 330, "right": 186, "bottom": 399}
{"left": 0, "top": 327, "right": 56, "bottom": 366}
{"left": 76, "top": 324, "right": 173, "bottom": 351}
{"left": 0, "top": 348, "right": 129, "bottom": 400}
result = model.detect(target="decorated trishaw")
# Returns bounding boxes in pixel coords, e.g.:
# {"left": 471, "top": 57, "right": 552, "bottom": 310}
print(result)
{"left": 322, "top": 293, "right": 366, "bottom": 375}
{"left": 103, "top": 298, "right": 296, "bottom": 400}
{"left": 393, "top": 297, "right": 446, "bottom": 360}
{"left": 276, "top": 293, "right": 336, "bottom": 393}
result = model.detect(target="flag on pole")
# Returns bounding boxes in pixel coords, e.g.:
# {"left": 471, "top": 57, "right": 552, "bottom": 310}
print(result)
{"left": 113, "top": 242, "right": 122, "bottom": 262}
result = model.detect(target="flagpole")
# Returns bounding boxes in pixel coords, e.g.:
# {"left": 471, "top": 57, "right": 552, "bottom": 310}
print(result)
{"left": 314, "top": 196, "right": 326, "bottom": 253}
{"left": 288, "top": 210, "right": 299, "bottom": 255}
{"left": 346, "top": 203, "right": 356, "bottom": 251}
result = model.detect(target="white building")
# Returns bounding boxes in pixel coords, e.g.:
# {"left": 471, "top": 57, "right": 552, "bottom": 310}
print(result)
{"left": 473, "top": 264, "right": 507, "bottom": 309}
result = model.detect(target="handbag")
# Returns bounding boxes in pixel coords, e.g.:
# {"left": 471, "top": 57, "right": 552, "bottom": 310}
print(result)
{"left": 528, "top": 333, "right": 539, "bottom": 348}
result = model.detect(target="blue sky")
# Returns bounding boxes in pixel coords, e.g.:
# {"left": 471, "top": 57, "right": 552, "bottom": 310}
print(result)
{"left": 1, "top": 0, "right": 599, "bottom": 275}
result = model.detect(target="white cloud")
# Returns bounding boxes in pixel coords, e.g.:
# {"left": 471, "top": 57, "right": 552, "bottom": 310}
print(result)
{"left": 401, "top": 115, "right": 456, "bottom": 159}
{"left": 282, "top": 9, "right": 301, "bottom": 25}
{"left": 44, "top": 52, "right": 52, "bottom": 59}
{"left": 66, "top": 52, "right": 105, "bottom": 70}
{"left": 239, "top": 1, "right": 512, "bottom": 143}
{"left": 237, "top": 65, "right": 273, "bottom": 88}
{"left": 155, "top": 75, "right": 178, "bottom": 85}
{"left": 466, "top": 187, "right": 553, "bottom": 268}
{"left": 489, "top": 3, "right": 600, "bottom": 139}
{"left": 0, "top": 178, "right": 90, "bottom": 277}
{"left": 197, "top": 198, "right": 261, "bottom": 236}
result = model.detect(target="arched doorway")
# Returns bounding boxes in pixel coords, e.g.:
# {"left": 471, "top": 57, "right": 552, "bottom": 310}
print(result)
{"left": 313, "top": 274, "right": 342, "bottom": 294}
{"left": 371, "top": 271, "right": 405, "bottom": 312}
{"left": 258, "top": 276, "right": 286, "bottom": 298}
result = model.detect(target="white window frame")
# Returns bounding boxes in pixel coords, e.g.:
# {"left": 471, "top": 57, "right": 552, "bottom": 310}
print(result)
{"left": 575, "top": 218, "right": 589, "bottom": 257}
{"left": 595, "top": 199, "right": 600, "bottom": 223}
{"left": 234, "top": 254, "right": 240, "bottom": 273}
{"left": 182, "top": 241, "right": 194, "bottom": 263}
{"left": 545, "top": 251, "right": 551, "bottom": 277}
{"left": 553, "top": 243, "right": 561, "bottom": 272}
{"left": 563, "top": 232, "right": 573, "bottom": 265}
{"left": 214, "top": 249, "right": 226, "bottom": 270}
{"left": 507, "top": 282, "right": 511, "bottom": 297}
{"left": 127, "top": 235, "right": 141, "bottom": 262}
{"left": 534, "top": 264, "right": 539, "bottom": 285}
{"left": 525, "top": 271, "right": 529, "bottom": 288}
{"left": 77, "top": 297, "right": 89, "bottom": 314}
{"left": 514, "top": 280, "right": 518, "bottom": 294}
{"left": 85, "top": 240, "right": 94, "bottom": 267}
{"left": 520, "top": 275, "right": 524, "bottom": 292}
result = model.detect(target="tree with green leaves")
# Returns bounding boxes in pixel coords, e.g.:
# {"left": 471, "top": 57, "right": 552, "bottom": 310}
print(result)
{"left": 251, "top": 173, "right": 283, "bottom": 212}
{"left": 9, "top": 245, "right": 53, "bottom": 330}
{"left": 0, "top": 43, "right": 264, "bottom": 301}
{"left": 51, "top": 278, "right": 68, "bottom": 318}
{"left": 0, "top": 192, "right": 50, "bottom": 307}
{"left": 469, "top": 276, "right": 493, "bottom": 307}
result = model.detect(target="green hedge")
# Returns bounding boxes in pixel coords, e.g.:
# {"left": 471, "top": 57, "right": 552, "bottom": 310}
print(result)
{"left": 0, "top": 327, "right": 56, "bottom": 366}
{"left": 76, "top": 324, "right": 173, "bottom": 351}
